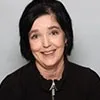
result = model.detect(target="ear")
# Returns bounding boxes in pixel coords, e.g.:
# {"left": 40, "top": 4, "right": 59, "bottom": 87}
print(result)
{"left": 65, "top": 38, "right": 67, "bottom": 44}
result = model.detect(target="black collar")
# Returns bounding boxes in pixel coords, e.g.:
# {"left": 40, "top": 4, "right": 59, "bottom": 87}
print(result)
{"left": 31, "top": 58, "right": 70, "bottom": 92}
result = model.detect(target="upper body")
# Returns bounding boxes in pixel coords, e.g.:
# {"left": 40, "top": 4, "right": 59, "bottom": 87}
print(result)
{"left": 0, "top": 59, "right": 100, "bottom": 100}
{"left": 0, "top": 0, "right": 100, "bottom": 100}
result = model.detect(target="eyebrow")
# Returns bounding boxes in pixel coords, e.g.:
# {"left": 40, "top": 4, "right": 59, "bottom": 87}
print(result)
{"left": 48, "top": 26, "right": 60, "bottom": 30}
{"left": 29, "top": 26, "right": 60, "bottom": 36}
{"left": 29, "top": 29, "right": 38, "bottom": 36}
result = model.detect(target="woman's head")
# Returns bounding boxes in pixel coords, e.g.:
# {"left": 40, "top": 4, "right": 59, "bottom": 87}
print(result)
{"left": 19, "top": 0, "right": 73, "bottom": 61}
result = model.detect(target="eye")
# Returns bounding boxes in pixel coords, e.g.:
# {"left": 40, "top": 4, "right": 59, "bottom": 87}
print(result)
{"left": 51, "top": 30, "right": 59, "bottom": 36}
{"left": 30, "top": 34, "right": 39, "bottom": 40}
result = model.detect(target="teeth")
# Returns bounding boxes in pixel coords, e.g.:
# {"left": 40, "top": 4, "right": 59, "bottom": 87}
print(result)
{"left": 43, "top": 50, "right": 54, "bottom": 55}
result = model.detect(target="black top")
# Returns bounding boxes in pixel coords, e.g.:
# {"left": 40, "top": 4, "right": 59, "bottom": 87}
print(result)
{"left": 0, "top": 59, "right": 100, "bottom": 100}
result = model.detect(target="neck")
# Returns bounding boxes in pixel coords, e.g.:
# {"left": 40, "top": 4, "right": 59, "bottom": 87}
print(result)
{"left": 36, "top": 58, "right": 64, "bottom": 80}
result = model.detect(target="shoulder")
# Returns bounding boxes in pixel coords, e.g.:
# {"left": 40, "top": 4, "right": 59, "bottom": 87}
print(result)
{"left": 0, "top": 61, "right": 36, "bottom": 99}
{"left": 63, "top": 60, "right": 100, "bottom": 99}
{"left": 0, "top": 62, "right": 33, "bottom": 87}
{"left": 0, "top": 62, "right": 32, "bottom": 99}
{"left": 64, "top": 60, "right": 100, "bottom": 84}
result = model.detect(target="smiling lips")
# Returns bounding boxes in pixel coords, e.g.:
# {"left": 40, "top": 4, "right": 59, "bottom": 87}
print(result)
{"left": 41, "top": 50, "right": 56, "bottom": 55}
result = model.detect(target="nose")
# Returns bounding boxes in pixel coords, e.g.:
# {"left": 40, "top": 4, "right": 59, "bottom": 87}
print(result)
{"left": 42, "top": 35, "right": 51, "bottom": 48}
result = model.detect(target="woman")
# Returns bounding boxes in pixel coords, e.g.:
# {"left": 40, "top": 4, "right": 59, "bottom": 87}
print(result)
{"left": 0, "top": 0, "right": 100, "bottom": 100}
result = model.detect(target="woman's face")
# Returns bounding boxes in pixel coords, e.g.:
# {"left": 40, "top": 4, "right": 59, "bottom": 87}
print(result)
{"left": 29, "top": 14, "right": 67, "bottom": 69}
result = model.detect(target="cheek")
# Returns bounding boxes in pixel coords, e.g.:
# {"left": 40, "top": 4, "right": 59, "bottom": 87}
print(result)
{"left": 29, "top": 40, "right": 41, "bottom": 52}
{"left": 52, "top": 36, "right": 65, "bottom": 47}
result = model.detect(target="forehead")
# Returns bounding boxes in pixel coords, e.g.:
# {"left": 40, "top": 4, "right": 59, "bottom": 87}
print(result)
{"left": 31, "top": 14, "right": 60, "bottom": 29}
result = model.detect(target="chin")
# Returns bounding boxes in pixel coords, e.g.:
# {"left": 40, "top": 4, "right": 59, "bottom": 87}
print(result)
{"left": 44, "top": 61, "right": 56, "bottom": 67}
{"left": 42, "top": 58, "right": 61, "bottom": 69}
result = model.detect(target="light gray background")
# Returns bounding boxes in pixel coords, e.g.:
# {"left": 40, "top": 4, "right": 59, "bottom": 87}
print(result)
{"left": 0, "top": 0, "right": 100, "bottom": 83}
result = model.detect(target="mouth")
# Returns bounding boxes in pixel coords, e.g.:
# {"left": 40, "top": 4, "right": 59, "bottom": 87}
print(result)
{"left": 41, "top": 49, "right": 56, "bottom": 55}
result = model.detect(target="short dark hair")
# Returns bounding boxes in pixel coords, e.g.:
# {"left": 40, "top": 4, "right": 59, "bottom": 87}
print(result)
{"left": 19, "top": 0, "right": 73, "bottom": 61}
